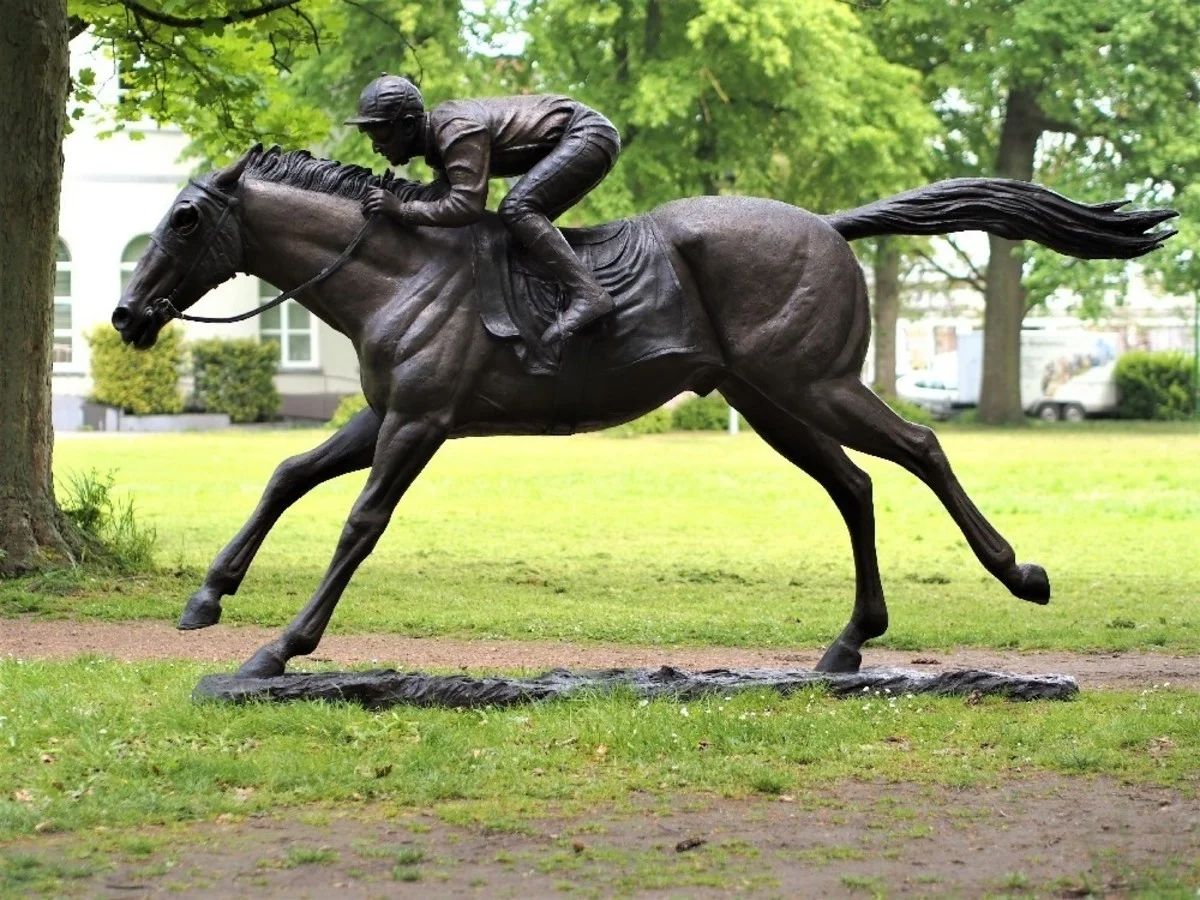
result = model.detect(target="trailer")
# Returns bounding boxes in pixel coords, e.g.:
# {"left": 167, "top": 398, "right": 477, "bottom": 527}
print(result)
{"left": 897, "top": 329, "right": 1121, "bottom": 420}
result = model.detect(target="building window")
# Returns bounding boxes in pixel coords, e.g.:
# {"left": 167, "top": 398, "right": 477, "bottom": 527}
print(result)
{"left": 120, "top": 235, "right": 152, "bottom": 292}
{"left": 258, "top": 281, "right": 314, "bottom": 367}
{"left": 54, "top": 239, "right": 73, "bottom": 366}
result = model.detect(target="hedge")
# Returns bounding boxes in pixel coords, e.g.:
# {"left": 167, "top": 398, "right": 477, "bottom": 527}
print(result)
{"left": 604, "top": 407, "right": 673, "bottom": 437}
{"left": 191, "top": 338, "right": 281, "bottom": 423}
{"left": 328, "top": 393, "right": 369, "bottom": 429}
{"left": 1113, "top": 351, "right": 1195, "bottom": 421}
{"left": 87, "top": 324, "right": 184, "bottom": 415}
{"left": 671, "top": 393, "right": 731, "bottom": 431}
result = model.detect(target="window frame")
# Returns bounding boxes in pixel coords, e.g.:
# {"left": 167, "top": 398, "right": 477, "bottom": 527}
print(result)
{"left": 258, "top": 282, "right": 317, "bottom": 369}
{"left": 120, "top": 234, "right": 152, "bottom": 293}
{"left": 52, "top": 238, "right": 77, "bottom": 370}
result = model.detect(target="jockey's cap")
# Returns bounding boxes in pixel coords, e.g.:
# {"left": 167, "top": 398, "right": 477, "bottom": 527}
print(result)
{"left": 344, "top": 74, "right": 424, "bottom": 126}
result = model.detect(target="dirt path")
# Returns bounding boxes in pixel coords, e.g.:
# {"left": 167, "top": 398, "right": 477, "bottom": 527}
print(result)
{"left": 4, "top": 620, "right": 1199, "bottom": 896}
{"left": 5, "top": 776, "right": 1198, "bottom": 897}
{"left": 2, "top": 618, "right": 1197, "bottom": 689}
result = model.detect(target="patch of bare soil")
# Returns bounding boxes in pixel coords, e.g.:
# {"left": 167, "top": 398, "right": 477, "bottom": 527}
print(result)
{"left": 2, "top": 618, "right": 1198, "bottom": 690}
{"left": 5, "top": 776, "right": 1198, "bottom": 897}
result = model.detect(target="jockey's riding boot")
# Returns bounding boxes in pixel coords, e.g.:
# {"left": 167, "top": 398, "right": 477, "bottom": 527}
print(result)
{"left": 523, "top": 229, "right": 615, "bottom": 344}
{"left": 543, "top": 286, "right": 615, "bottom": 345}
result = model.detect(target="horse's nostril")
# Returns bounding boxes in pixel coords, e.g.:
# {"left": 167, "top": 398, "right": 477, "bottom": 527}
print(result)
{"left": 112, "top": 307, "right": 133, "bottom": 331}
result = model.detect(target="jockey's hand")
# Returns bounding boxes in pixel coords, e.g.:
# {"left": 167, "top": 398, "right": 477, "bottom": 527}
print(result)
{"left": 362, "top": 188, "right": 404, "bottom": 221}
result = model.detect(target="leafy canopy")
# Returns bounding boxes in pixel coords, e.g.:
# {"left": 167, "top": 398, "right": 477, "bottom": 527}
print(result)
{"left": 869, "top": 0, "right": 1200, "bottom": 308}
{"left": 509, "top": 0, "right": 938, "bottom": 220}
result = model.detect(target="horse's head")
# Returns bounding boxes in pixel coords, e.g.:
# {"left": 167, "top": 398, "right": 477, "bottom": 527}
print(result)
{"left": 112, "top": 153, "right": 251, "bottom": 348}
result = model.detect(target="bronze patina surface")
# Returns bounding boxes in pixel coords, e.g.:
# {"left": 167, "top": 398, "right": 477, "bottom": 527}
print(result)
{"left": 112, "top": 145, "right": 1174, "bottom": 680}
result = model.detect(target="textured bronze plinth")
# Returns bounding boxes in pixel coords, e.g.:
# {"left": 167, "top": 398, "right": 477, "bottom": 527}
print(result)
{"left": 195, "top": 665, "right": 1078, "bottom": 708}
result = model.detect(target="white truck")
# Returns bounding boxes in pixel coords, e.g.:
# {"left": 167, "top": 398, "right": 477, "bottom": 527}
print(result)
{"left": 898, "top": 329, "right": 1121, "bottom": 420}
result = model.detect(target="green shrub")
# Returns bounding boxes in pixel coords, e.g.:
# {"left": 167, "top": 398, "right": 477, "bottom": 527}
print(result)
{"left": 605, "top": 406, "right": 673, "bottom": 437}
{"left": 329, "top": 393, "right": 369, "bottom": 429}
{"left": 59, "top": 469, "right": 157, "bottom": 572}
{"left": 191, "top": 338, "right": 281, "bottom": 423}
{"left": 884, "top": 395, "right": 936, "bottom": 426}
{"left": 1113, "top": 351, "right": 1195, "bottom": 421}
{"left": 87, "top": 325, "right": 184, "bottom": 415}
{"left": 671, "top": 393, "right": 732, "bottom": 431}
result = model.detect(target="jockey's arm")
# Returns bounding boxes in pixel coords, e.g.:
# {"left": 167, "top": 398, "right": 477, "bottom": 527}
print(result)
{"left": 388, "top": 127, "right": 491, "bottom": 227}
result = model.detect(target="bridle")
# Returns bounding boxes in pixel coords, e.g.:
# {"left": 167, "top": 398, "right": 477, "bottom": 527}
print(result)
{"left": 151, "top": 178, "right": 378, "bottom": 325}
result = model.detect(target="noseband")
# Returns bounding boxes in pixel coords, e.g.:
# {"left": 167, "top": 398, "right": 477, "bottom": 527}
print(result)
{"left": 152, "top": 179, "right": 378, "bottom": 325}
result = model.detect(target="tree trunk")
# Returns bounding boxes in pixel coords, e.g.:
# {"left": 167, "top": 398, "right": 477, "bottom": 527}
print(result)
{"left": 978, "top": 87, "right": 1040, "bottom": 425}
{"left": 871, "top": 237, "right": 901, "bottom": 397}
{"left": 0, "top": 0, "right": 77, "bottom": 574}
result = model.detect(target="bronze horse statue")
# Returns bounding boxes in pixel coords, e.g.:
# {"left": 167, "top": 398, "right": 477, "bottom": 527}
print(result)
{"left": 112, "top": 146, "right": 1174, "bottom": 679}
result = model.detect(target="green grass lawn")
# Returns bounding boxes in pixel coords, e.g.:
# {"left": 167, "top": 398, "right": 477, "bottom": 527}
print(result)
{"left": 4, "top": 421, "right": 1198, "bottom": 652}
{"left": 2, "top": 423, "right": 1198, "bottom": 890}
{"left": 0, "top": 658, "right": 1196, "bottom": 842}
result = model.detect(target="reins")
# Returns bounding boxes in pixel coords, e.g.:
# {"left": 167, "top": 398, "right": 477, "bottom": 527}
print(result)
{"left": 152, "top": 178, "right": 379, "bottom": 325}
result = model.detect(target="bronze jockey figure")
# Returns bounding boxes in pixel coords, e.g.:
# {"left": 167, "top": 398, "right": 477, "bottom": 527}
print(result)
{"left": 347, "top": 74, "right": 621, "bottom": 344}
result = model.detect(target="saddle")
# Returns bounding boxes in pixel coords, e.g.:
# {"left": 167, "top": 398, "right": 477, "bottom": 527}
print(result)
{"left": 472, "top": 214, "right": 717, "bottom": 375}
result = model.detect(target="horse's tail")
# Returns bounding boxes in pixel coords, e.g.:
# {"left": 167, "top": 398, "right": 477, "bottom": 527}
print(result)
{"left": 823, "top": 177, "right": 1176, "bottom": 260}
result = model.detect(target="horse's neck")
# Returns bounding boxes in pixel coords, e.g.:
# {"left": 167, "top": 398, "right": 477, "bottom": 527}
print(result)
{"left": 238, "top": 180, "right": 479, "bottom": 351}
{"left": 238, "top": 181, "right": 389, "bottom": 342}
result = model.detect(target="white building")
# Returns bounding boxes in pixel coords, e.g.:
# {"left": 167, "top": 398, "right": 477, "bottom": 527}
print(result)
{"left": 52, "top": 40, "right": 360, "bottom": 430}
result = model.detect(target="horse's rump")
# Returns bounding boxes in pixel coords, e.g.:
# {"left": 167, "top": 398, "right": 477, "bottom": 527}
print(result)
{"left": 472, "top": 214, "right": 719, "bottom": 374}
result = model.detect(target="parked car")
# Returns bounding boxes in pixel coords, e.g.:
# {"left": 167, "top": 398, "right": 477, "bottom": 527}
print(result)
{"left": 895, "top": 371, "right": 958, "bottom": 418}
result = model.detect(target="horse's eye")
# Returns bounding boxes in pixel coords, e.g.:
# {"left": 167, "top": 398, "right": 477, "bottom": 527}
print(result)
{"left": 170, "top": 204, "right": 200, "bottom": 234}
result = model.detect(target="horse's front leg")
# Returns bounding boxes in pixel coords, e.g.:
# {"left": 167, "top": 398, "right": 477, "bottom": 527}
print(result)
{"left": 236, "top": 413, "right": 445, "bottom": 678}
{"left": 179, "top": 408, "right": 381, "bottom": 630}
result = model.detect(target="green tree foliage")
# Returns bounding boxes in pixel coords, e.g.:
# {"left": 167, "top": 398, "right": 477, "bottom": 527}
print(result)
{"left": 191, "top": 337, "right": 281, "bottom": 423}
{"left": 508, "top": 0, "right": 938, "bottom": 220}
{"left": 68, "top": 1, "right": 334, "bottom": 163}
{"left": 868, "top": 0, "right": 1200, "bottom": 422}
{"left": 1143, "top": 183, "right": 1200, "bottom": 316}
{"left": 283, "top": 0, "right": 480, "bottom": 170}
{"left": 1113, "top": 351, "right": 1195, "bottom": 421}
{"left": 87, "top": 324, "right": 184, "bottom": 415}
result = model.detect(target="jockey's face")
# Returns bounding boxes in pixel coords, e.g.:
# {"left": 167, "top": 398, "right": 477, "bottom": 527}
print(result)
{"left": 360, "top": 117, "right": 417, "bottom": 167}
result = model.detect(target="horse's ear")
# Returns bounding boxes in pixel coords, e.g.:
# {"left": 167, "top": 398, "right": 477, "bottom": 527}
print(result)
{"left": 212, "top": 147, "right": 256, "bottom": 193}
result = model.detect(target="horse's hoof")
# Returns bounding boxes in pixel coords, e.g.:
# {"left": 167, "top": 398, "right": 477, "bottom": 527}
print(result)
{"left": 815, "top": 640, "right": 862, "bottom": 674}
{"left": 236, "top": 647, "right": 287, "bottom": 679}
{"left": 1008, "top": 563, "right": 1051, "bottom": 606}
{"left": 178, "top": 587, "right": 222, "bottom": 630}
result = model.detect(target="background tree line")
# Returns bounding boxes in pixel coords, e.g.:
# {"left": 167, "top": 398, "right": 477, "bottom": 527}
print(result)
{"left": 2, "top": 0, "right": 1197, "bottom": 573}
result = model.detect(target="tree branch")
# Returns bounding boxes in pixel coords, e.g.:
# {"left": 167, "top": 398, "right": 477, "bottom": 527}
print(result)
{"left": 289, "top": 5, "right": 320, "bottom": 53}
{"left": 943, "top": 236, "right": 987, "bottom": 286}
{"left": 340, "top": 0, "right": 424, "bottom": 85}
{"left": 913, "top": 247, "right": 985, "bottom": 293}
{"left": 267, "top": 33, "right": 291, "bottom": 72}
{"left": 117, "top": 0, "right": 305, "bottom": 30}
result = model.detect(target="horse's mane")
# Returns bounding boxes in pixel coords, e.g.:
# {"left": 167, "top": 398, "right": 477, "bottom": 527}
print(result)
{"left": 240, "top": 144, "right": 442, "bottom": 204}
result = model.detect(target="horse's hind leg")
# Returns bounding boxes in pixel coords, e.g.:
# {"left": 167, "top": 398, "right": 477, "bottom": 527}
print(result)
{"left": 178, "top": 407, "right": 381, "bottom": 630}
{"left": 797, "top": 376, "right": 1050, "bottom": 605}
{"left": 723, "top": 384, "right": 885, "bottom": 673}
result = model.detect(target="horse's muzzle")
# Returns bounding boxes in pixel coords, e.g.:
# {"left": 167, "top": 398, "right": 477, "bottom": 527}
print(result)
{"left": 112, "top": 301, "right": 161, "bottom": 349}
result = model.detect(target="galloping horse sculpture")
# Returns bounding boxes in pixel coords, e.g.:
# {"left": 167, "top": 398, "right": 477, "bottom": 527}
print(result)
{"left": 112, "top": 145, "right": 1174, "bottom": 679}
